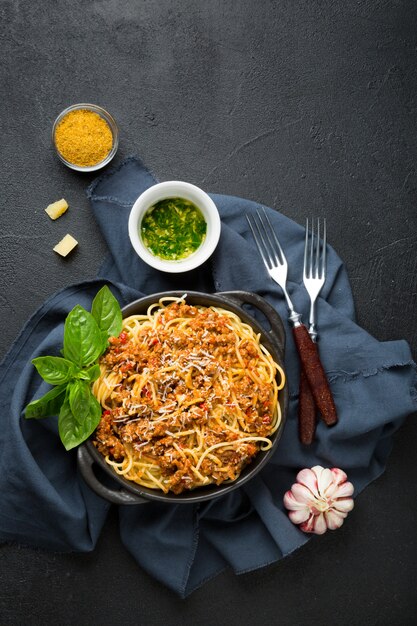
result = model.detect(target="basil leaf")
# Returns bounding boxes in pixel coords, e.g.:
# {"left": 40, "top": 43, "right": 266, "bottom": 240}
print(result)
{"left": 88, "top": 390, "right": 103, "bottom": 424}
{"left": 76, "top": 363, "right": 101, "bottom": 383}
{"left": 58, "top": 391, "right": 102, "bottom": 451}
{"left": 68, "top": 380, "right": 91, "bottom": 424}
{"left": 25, "top": 384, "right": 67, "bottom": 419}
{"left": 100, "top": 330, "right": 110, "bottom": 355}
{"left": 31, "top": 356, "right": 76, "bottom": 385}
{"left": 63, "top": 305, "right": 104, "bottom": 367}
{"left": 91, "top": 285, "right": 123, "bottom": 339}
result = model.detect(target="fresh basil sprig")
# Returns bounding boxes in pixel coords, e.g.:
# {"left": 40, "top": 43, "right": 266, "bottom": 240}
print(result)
{"left": 24, "top": 285, "right": 123, "bottom": 451}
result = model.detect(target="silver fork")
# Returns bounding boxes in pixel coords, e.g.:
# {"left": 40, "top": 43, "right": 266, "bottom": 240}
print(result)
{"left": 247, "top": 208, "right": 338, "bottom": 427}
{"left": 246, "top": 208, "right": 303, "bottom": 328}
{"left": 303, "top": 218, "right": 326, "bottom": 342}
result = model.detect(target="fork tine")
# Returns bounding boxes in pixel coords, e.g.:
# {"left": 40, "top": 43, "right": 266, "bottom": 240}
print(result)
{"left": 247, "top": 209, "right": 287, "bottom": 270}
{"left": 321, "top": 218, "right": 327, "bottom": 279}
{"left": 312, "top": 217, "right": 327, "bottom": 279}
{"left": 314, "top": 218, "right": 320, "bottom": 279}
{"left": 254, "top": 210, "right": 276, "bottom": 268}
{"left": 246, "top": 213, "right": 271, "bottom": 269}
{"left": 304, "top": 218, "right": 327, "bottom": 280}
{"left": 259, "top": 208, "right": 286, "bottom": 267}
{"left": 311, "top": 218, "right": 317, "bottom": 278}
{"left": 303, "top": 217, "right": 327, "bottom": 339}
{"left": 303, "top": 217, "right": 309, "bottom": 279}
{"left": 305, "top": 217, "right": 316, "bottom": 279}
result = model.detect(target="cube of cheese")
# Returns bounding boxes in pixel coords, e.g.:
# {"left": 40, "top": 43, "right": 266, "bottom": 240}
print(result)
{"left": 45, "top": 198, "right": 69, "bottom": 220}
{"left": 53, "top": 234, "right": 78, "bottom": 257}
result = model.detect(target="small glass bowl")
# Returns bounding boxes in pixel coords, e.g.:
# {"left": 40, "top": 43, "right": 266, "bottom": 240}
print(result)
{"left": 52, "top": 103, "right": 119, "bottom": 172}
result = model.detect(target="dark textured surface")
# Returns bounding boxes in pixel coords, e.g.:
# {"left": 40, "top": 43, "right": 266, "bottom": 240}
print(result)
{"left": 1, "top": 1, "right": 416, "bottom": 624}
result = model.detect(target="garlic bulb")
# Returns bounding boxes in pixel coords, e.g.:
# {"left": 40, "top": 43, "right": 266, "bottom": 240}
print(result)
{"left": 283, "top": 466, "right": 354, "bottom": 534}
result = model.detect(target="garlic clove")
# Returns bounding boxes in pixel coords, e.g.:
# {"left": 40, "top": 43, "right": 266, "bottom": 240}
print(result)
{"left": 331, "top": 467, "right": 348, "bottom": 485}
{"left": 291, "top": 482, "right": 318, "bottom": 504}
{"left": 325, "top": 508, "right": 346, "bottom": 530}
{"left": 332, "top": 497, "right": 355, "bottom": 514}
{"left": 299, "top": 515, "right": 315, "bottom": 533}
{"left": 333, "top": 481, "right": 354, "bottom": 499}
{"left": 283, "top": 490, "right": 309, "bottom": 511}
{"left": 301, "top": 512, "right": 327, "bottom": 535}
{"left": 296, "top": 468, "right": 319, "bottom": 496}
{"left": 316, "top": 467, "right": 334, "bottom": 496}
{"left": 322, "top": 480, "right": 339, "bottom": 499}
{"left": 288, "top": 507, "right": 311, "bottom": 525}
{"left": 313, "top": 512, "right": 328, "bottom": 535}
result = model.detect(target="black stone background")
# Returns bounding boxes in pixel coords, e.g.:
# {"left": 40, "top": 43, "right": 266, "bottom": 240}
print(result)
{"left": 1, "top": 1, "right": 416, "bottom": 624}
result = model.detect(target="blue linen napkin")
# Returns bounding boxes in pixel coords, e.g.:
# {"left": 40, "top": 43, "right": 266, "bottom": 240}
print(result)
{"left": 0, "top": 157, "right": 415, "bottom": 597}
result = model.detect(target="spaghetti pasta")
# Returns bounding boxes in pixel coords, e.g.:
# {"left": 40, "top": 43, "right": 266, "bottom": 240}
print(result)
{"left": 92, "top": 297, "right": 285, "bottom": 494}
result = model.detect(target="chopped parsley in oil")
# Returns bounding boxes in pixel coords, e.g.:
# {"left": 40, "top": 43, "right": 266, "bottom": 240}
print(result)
{"left": 140, "top": 197, "right": 207, "bottom": 261}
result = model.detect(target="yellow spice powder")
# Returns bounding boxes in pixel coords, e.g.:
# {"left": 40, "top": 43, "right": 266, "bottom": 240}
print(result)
{"left": 55, "top": 109, "right": 113, "bottom": 167}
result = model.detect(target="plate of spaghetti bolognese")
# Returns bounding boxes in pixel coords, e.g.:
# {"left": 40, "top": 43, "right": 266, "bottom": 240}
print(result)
{"left": 77, "top": 291, "right": 288, "bottom": 504}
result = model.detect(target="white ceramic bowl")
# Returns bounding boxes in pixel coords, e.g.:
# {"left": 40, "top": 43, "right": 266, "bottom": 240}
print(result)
{"left": 128, "top": 181, "right": 221, "bottom": 273}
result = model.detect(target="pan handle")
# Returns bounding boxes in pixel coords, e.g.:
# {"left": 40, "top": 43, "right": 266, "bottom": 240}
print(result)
{"left": 77, "top": 446, "right": 148, "bottom": 505}
{"left": 217, "top": 290, "right": 286, "bottom": 360}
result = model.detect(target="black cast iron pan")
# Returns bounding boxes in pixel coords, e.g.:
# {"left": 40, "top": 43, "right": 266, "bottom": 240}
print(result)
{"left": 77, "top": 291, "right": 288, "bottom": 505}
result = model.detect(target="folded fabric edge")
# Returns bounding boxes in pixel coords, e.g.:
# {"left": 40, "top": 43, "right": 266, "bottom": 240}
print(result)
{"left": 85, "top": 155, "right": 156, "bottom": 199}
{"left": 179, "top": 504, "right": 201, "bottom": 597}
{"left": 182, "top": 540, "right": 308, "bottom": 598}
{"left": 286, "top": 359, "right": 417, "bottom": 402}
{"left": 329, "top": 359, "right": 417, "bottom": 408}
{"left": 180, "top": 566, "right": 228, "bottom": 599}
{"left": 327, "top": 359, "right": 417, "bottom": 385}
{"left": 84, "top": 194, "right": 134, "bottom": 208}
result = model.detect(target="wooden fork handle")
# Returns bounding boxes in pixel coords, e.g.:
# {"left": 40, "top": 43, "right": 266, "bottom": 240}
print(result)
{"left": 292, "top": 324, "right": 338, "bottom": 426}
{"left": 298, "top": 367, "right": 317, "bottom": 444}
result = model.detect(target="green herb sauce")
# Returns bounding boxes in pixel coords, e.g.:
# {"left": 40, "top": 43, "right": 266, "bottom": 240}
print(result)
{"left": 140, "top": 197, "right": 207, "bottom": 260}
